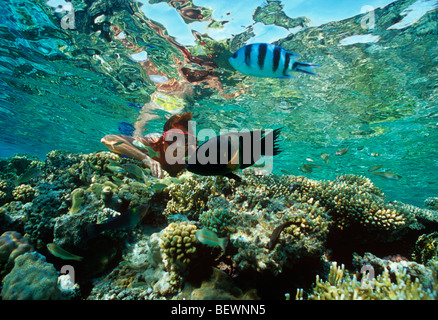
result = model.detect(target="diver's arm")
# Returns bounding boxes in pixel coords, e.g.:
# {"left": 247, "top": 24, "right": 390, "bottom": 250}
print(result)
{"left": 101, "top": 135, "right": 163, "bottom": 178}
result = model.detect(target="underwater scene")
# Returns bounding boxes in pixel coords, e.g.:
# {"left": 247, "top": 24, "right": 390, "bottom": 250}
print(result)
{"left": 0, "top": 0, "right": 438, "bottom": 303}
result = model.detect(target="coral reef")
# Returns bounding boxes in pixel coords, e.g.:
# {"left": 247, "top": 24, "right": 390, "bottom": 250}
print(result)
{"left": 1, "top": 252, "right": 61, "bottom": 300}
{"left": 412, "top": 232, "right": 438, "bottom": 264}
{"left": 1, "top": 150, "right": 438, "bottom": 300}
{"left": 425, "top": 197, "right": 438, "bottom": 211}
{"left": 298, "top": 254, "right": 438, "bottom": 300}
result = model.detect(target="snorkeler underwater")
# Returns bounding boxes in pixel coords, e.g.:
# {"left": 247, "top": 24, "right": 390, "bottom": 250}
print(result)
{"left": 0, "top": 0, "right": 438, "bottom": 306}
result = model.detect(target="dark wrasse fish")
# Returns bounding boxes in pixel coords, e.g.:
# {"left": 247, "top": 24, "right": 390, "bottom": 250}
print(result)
{"left": 186, "top": 128, "right": 283, "bottom": 181}
{"left": 87, "top": 204, "right": 150, "bottom": 239}
{"left": 229, "top": 43, "right": 319, "bottom": 78}
{"left": 268, "top": 221, "right": 293, "bottom": 250}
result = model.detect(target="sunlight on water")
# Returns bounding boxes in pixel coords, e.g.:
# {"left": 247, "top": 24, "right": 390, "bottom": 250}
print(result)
{"left": 0, "top": 0, "right": 437, "bottom": 207}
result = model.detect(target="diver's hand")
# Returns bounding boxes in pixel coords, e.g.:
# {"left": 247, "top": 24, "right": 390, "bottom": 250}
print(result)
{"left": 142, "top": 157, "right": 163, "bottom": 178}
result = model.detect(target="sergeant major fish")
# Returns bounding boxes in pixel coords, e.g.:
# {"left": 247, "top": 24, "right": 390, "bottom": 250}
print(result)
{"left": 229, "top": 43, "right": 319, "bottom": 78}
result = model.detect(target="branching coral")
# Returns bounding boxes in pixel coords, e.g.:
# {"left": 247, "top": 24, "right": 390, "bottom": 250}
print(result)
{"left": 199, "top": 207, "right": 233, "bottom": 236}
{"left": 298, "top": 259, "right": 438, "bottom": 300}
{"left": 164, "top": 173, "right": 235, "bottom": 218}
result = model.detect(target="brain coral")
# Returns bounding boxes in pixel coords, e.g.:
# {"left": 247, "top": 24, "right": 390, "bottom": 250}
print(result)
{"left": 0, "top": 231, "right": 34, "bottom": 266}
{"left": 1, "top": 251, "right": 61, "bottom": 300}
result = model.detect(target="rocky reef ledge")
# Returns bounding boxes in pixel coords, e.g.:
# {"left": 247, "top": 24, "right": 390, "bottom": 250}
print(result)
{"left": 1, "top": 151, "right": 438, "bottom": 300}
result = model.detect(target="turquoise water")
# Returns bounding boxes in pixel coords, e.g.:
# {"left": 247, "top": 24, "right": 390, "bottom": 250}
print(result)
{"left": 0, "top": 0, "right": 437, "bottom": 209}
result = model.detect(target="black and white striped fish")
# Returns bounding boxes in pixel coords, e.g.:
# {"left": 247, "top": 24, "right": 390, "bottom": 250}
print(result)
{"left": 229, "top": 43, "right": 319, "bottom": 78}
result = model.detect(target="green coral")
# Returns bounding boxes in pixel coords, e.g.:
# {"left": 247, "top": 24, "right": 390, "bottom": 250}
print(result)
{"left": 199, "top": 207, "right": 233, "bottom": 236}
{"left": 160, "top": 221, "right": 198, "bottom": 274}
{"left": 117, "top": 181, "right": 151, "bottom": 208}
{"left": 1, "top": 252, "right": 61, "bottom": 300}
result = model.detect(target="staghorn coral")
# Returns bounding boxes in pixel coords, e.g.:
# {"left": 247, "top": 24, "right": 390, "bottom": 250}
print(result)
{"left": 1, "top": 251, "right": 61, "bottom": 300}
{"left": 160, "top": 221, "right": 198, "bottom": 274}
{"left": 298, "top": 259, "right": 438, "bottom": 300}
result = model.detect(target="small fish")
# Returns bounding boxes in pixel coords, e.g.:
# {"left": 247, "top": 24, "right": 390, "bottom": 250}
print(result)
{"left": 107, "top": 165, "right": 125, "bottom": 173}
{"left": 335, "top": 146, "right": 349, "bottom": 156}
{"left": 195, "top": 228, "right": 228, "bottom": 252}
{"left": 132, "top": 139, "right": 147, "bottom": 149}
{"left": 87, "top": 204, "right": 150, "bottom": 239}
{"left": 47, "top": 243, "right": 83, "bottom": 261}
{"left": 145, "top": 146, "right": 160, "bottom": 158}
{"left": 14, "top": 167, "right": 42, "bottom": 185}
{"left": 151, "top": 182, "right": 168, "bottom": 191}
{"left": 268, "top": 221, "right": 293, "bottom": 250}
{"left": 300, "top": 164, "right": 313, "bottom": 173}
{"left": 110, "top": 141, "right": 125, "bottom": 147}
{"left": 186, "top": 128, "right": 282, "bottom": 182}
{"left": 123, "top": 163, "right": 149, "bottom": 183}
{"left": 371, "top": 171, "right": 402, "bottom": 180}
{"left": 281, "top": 169, "right": 290, "bottom": 174}
{"left": 134, "top": 140, "right": 160, "bottom": 158}
{"left": 321, "top": 153, "right": 329, "bottom": 164}
{"left": 300, "top": 163, "right": 320, "bottom": 173}
{"left": 228, "top": 43, "right": 319, "bottom": 78}
{"left": 368, "top": 165, "right": 384, "bottom": 172}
